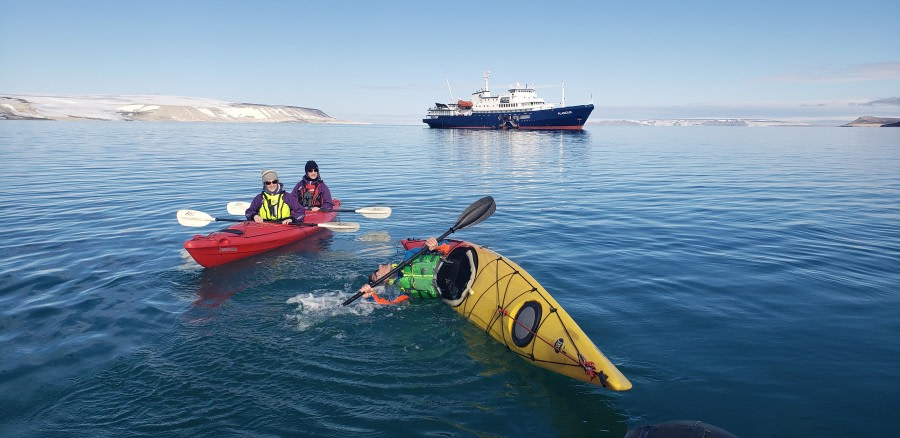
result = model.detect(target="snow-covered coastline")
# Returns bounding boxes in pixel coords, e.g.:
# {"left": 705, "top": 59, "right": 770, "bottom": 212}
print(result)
{"left": 0, "top": 94, "right": 363, "bottom": 124}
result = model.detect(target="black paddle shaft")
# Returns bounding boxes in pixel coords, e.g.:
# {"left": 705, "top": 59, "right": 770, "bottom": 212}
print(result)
{"left": 215, "top": 217, "right": 317, "bottom": 227}
{"left": 341, "top": 196, "right": 495, "bottom": 306}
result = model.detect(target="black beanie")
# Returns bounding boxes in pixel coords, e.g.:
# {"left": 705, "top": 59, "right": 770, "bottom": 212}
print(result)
{"left": 305, "top": 160, "right": 318, "bottom": 173}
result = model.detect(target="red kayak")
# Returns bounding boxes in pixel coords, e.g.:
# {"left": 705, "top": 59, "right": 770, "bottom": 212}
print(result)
{"left": 184, "top": 200, "right": 341, "bottom": 268}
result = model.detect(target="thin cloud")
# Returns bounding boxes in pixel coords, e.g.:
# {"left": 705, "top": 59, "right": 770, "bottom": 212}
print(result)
{"left": 756, "top": 62, "right": 900, "bottom": 83}
{"left": 858, "top": 97, "right": 900, "bottom": 106}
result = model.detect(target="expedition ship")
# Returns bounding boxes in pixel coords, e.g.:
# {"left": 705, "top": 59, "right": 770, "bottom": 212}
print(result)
{"left": 423, "top": 71, "right": 593, "bottom": 130}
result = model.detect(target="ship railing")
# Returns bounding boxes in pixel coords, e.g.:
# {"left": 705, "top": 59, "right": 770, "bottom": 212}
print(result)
{"left": 426, "top": 109, "right": 459, "bottom": 115}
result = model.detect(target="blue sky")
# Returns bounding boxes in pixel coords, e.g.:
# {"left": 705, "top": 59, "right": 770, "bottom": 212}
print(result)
{"left": 2, "top": 0, "right": 898, "bottom": 124}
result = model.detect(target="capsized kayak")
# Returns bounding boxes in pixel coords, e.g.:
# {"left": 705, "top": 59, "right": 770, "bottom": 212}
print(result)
{"left": 401, "top": 238, "right": 631, "bottom": 391}
{"left": 184, "top": 200, "right": 341, "bottom": 268}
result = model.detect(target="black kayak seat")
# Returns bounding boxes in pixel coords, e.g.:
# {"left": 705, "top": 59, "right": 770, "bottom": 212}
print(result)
{"left": 437, "top": 246, "right": 477, "bottom": 305}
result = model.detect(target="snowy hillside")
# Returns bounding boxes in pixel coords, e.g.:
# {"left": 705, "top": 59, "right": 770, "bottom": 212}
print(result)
{"left": 841, "top": 116, "right": 900, "bottom": 127}
{"left": 0, "top": 94, "right": 360, "bottom": 123}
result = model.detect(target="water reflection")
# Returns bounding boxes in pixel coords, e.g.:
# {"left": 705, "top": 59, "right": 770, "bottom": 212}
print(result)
{"left": 425, "top": 129, "right": 592, "bottom": 182}
{"left": 457, "top": 320, "right": 629, "bottom": 436}
{"left": 190, "top": 233, "right": 334, "bottom": 308}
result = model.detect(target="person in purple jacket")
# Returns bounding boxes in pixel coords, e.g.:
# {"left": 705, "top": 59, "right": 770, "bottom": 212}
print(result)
{"left": 244, "top": 169, "right": 305, "bottom": 224}
{"left": 291, "top": 160, "right": 333, "bottom": 211}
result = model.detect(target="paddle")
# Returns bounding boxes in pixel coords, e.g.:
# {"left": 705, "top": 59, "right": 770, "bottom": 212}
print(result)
{"left": 226, "top": 201, "right": 391, "bottom": 219}
{"left": 341, "top": 196, "right": 496, "bottom": 306}
{"left": 176, "top": 209, "right": 361, "bottom": 232}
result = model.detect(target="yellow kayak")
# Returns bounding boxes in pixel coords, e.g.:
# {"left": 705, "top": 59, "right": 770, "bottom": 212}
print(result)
{"left": 401, "top": 239, "right": 632, "bottom": 391}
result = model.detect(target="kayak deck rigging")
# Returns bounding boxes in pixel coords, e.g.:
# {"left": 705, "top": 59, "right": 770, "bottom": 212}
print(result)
{"left": 470, "top": 255, "right": 611, "bottom": 387}
{"left": 401, "top": 238, "right": 631, "bottom": 391}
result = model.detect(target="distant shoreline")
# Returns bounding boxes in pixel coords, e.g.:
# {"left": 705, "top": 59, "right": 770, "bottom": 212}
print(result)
{"left": 590, "top": 116, "right": 900, "bottom": 127}
{"left": 3, "top": 94, "right": 898, "bottom": 127}
{"left": 1, "top": 94, "right": 365, "bottom": 124}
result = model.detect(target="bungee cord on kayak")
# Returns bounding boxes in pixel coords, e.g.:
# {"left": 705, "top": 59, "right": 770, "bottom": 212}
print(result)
{"left": 370, "top": 237, "right": 632, "bottom": 391}
{"left": 473, "top": 255, "right": 611, "bottom": 387}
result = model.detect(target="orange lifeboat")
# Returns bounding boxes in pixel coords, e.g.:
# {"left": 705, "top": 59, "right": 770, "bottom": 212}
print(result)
{"left": 457, "top": 99, "right": 473, "bottom": 109}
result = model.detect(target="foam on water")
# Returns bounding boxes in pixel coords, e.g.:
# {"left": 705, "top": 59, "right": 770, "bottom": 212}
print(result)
{"left": 285, "top": 290, "right": 376, "bottom": 331}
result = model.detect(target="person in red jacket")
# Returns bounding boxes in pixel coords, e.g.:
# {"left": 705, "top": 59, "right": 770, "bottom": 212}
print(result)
{"left": 291, "top": 160, "right": 333, "bottom": 211}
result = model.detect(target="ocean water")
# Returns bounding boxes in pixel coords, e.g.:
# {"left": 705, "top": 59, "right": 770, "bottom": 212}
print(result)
{"left": 0, "top": 121, "right": 898, "bottom": 437}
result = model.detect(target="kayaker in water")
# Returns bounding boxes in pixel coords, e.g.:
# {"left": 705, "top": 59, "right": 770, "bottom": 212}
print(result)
{"left": 358, "top": 237, "right": 460, "bottom": 305}
{"left": 244, "top": 169, "right": 305, "bottom": 224}
{"left": 291, "top": 160, "right": 333, "bottom": 212}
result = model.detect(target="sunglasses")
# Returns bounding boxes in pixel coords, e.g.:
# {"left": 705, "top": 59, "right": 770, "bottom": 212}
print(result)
{"left": 308, "top": 169, "right": 318, "bottom": 173}
{"left": 265, "top": 180, "right": 279, "bottom": 185}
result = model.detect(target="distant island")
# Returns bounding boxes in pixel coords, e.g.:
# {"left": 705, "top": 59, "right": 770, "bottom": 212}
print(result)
{"left": 590, "top": 119, "right": 814, "bottom": 127}
{"left": 0, "top": 94, "right": 362, "bottom": 124}
{"left": 592, "top": 117, "right": 900, "bottom": 127}
{"left": 841, "top": 116, "right": 900, "bottom": 127}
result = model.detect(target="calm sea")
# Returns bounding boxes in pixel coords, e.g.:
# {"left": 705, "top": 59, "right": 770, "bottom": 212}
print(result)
{"left": 1, "top": 122, "right": 898, "bottom": 437}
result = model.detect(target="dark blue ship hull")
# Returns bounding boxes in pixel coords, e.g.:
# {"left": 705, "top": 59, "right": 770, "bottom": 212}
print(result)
{"left": 423, "top": 104, "right": 593, "bottom": 130}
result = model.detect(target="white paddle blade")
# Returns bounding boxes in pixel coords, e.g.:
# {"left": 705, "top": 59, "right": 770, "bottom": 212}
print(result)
{"left": 316, "top": 221, "right": 360, "bottom": 232}
{"left": 355, "top": 206, "right": 392, "bottom": 219}
{"left": 176, "top": 209, "right": 215, "bottom": 227}
{"left": 227, "top": 201, "right": 251, "bottom": 216}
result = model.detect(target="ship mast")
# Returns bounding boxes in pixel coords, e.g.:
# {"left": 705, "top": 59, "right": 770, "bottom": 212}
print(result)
{"left": 561, "top": 81, "right": 565, "bottom": 106}
{"left": 483, "top": 70, "right": 491, "bottom": 96}
{"left": 446, "top": 79, "right": 455, "bottom": 102}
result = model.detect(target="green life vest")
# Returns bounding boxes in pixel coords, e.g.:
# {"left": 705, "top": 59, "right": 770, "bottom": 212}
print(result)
{"left": 259, "top": 192, "right": 291, "bottom": 220}
{"left": 393, "top": 253, "right": 442, "bottom": 299}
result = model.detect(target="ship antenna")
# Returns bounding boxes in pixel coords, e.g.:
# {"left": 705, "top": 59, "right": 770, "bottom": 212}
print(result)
{"left": 446, "top": 79, "right": 455, "bottom": 102}
{"left": 561, "top": 81, "right": 566, "bottom": 106}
